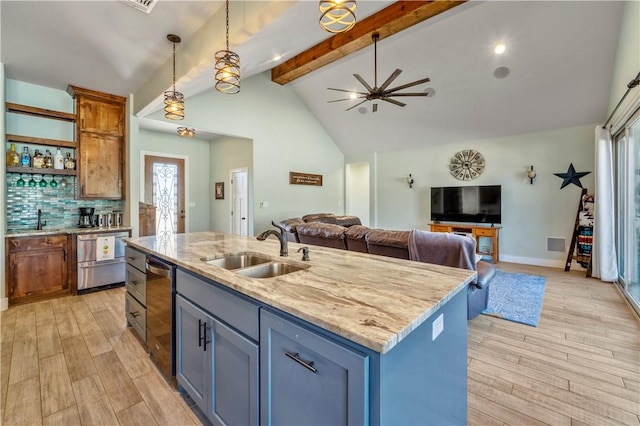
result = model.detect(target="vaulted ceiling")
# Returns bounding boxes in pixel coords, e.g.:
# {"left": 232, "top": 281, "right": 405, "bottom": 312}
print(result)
{"left": 1, "top": 1, "right": 626, "bottom": 155}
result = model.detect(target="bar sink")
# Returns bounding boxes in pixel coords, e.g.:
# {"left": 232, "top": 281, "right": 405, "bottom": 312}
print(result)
{"left": 203, "top": 253, "right": 271, "bottom": 270}
{"left": 236, "top": 262, "right": 308, "bottom": 279}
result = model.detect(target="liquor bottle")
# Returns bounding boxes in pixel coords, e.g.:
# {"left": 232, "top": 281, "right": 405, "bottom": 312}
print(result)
{"left": 54, "top": 147, "right": 64, "bottom": 170}
{"left": 5, "top": 143, "right": 19, "bottom": 167}
{"left": 32, "top": 149, "right": 45, "bottom": 168}
{"left": 64, "top": 152, "right": 75, "bottom": 170}
{"left": 20, "top": 147, "right": 31, "bottom": 167}
{"left": 44, "top": 150, "right": 53, "bottom": 168}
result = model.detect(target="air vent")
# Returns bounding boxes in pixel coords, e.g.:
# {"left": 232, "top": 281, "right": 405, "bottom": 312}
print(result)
{"left": 547, "top": 237, "right": 565, "bottom": 253}
{"left": 120, "top": 0, "right": 157, "bottom": 14}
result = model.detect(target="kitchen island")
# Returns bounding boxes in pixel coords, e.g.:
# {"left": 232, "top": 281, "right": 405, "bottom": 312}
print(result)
{"left": 125, "top": 231, "right": 476, "bottom": 425}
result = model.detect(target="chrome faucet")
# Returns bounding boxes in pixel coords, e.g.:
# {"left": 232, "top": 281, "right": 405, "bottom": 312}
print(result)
{"left": 257, "top": 221, "right": 288, "bottom": 257}
{"left": 36, "top": 209, "right": 47, "bottom": 230}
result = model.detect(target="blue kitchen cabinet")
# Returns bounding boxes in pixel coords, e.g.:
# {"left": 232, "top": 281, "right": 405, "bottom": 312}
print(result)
{"left": 260, "top": 309, "right": 369, "bottom": 426}
{"left": 176, "top": 281, "right": 259, "bottom": 426}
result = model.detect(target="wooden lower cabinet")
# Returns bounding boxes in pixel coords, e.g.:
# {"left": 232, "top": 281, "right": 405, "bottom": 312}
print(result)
{"left": 429, "top": 223, "right": 501, "bottom": 262}
{"left": 6, "top": 235, "right": 70, "bottom": 304}
{"left": 176, "top": 294, "right": 259, "bottom": 426}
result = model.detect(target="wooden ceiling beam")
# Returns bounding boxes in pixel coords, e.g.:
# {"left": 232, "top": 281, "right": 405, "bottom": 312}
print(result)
{"left": 271, "top": 0, "right": 467, "bottom": 85}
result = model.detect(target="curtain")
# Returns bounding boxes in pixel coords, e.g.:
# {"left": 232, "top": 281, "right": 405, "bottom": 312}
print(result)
{"left": 592, "top": 126, "right": 619, "bottom": 281}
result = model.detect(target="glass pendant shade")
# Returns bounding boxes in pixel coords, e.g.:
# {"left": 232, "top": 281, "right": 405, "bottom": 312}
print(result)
{"left": 177, "top": 127, "right": 195, "bottom": 138}
{"left": 164, "top": 34, "right": 185, "bottom": 120}
{"left": 215, "top": 0, "right": 240, "bottom": 94}
{"left": 319, "top": 0, "right": 357, "bottom": 33}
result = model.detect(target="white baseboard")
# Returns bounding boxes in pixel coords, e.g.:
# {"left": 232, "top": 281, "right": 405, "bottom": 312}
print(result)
{"left": 499, "top": 254, "right": 591, "bottom": 273}
{"left": 499, "top": 254, "right": 566, "bottom": 269}
{"left": 0, "top": 298, "right": 8, "bottom": 311}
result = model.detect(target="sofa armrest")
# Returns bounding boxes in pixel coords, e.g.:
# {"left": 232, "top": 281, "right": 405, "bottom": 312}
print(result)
{"left": 475, "top": 261, "right": 496, "bottom": 289}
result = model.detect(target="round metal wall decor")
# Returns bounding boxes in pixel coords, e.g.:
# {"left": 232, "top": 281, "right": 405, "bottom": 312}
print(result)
{"left": 450, "top": 149, "right": 485, "bottom": 181}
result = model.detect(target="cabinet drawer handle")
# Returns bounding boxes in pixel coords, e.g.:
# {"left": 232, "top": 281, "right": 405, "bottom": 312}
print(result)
{"left": 198, "top": 319, "right": 203, "bottom": 347}
{"left": 131, "top": 280, "right": 138, "bottom": 285}
{"left": 202, "top": 322, "right": 209, "bottom": 352}
{"left": 285, "top": 351, "right": 317, "bottom": 374}
{"left": 130, "top": 311, "right": 139, "bottom": 318}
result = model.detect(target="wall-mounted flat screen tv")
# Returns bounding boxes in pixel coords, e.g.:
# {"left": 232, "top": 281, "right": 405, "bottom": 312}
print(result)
{"left": 431, "top": 185, "right": 502, "bottom": 224}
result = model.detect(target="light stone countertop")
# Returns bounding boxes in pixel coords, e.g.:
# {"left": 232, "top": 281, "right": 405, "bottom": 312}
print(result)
{"left": 5, "top": 226, "right": 132, "bottom": 238}
{"left": 125, "top": 231, "right": 476, "bottom": 354}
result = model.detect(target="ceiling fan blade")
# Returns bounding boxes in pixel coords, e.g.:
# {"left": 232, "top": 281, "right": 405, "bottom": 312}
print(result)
{"left": 353, "top": 74, "right": 373, "bottom": 92}
{"left": 382, "top": 98, "right": 406, "bottom": 107}
{"left": 373, "top": 103, "right": 378, "bottom": 113}
{"left": 346, "top": 99, "right": 369, "bottom": 111}
{"left": 378, "top": 69, "right": 403, "bottom": 91}
{"left": 388, "top": 93, "right": 430, "bottom": 97}
{"left": 385, "top": 77, "right": 431, "bottom": 94}
{"left": 327, "top": 88, "right": 367, "bottom": 95}
{"left": 328, "top": 98, "right": 358, "bottom": 103}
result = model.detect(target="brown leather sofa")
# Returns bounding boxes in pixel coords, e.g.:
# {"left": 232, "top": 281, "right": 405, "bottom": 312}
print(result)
{"left": 278, "top": 216, "right": 494, "bottom": 320}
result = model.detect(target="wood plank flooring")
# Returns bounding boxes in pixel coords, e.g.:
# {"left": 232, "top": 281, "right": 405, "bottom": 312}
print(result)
{"left": 0, "top": 262, "right": 638, "bottom": 425}
{"left": 468, "top": 263, "right": 640, "bottom": 426}
{"left": 1, "top": 287, "right": 200, "bottom": 426}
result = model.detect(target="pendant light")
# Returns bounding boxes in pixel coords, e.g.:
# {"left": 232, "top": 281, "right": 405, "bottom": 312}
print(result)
{"left": 214, "top": 0, "right": 240, "bottom": 94}
{"left": 164, "top": 34, "right": 185, "bottom": 120}
{"left": 319, "top": 0, "right": 357, "bottom": 34}
{"left": 177, "top": 127, "right": 196, "bottom": 138}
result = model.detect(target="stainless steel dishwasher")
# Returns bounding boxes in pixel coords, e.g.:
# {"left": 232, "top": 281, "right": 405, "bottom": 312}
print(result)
{"left": 77, "top": 230, "right": 130, "bottom": 291}
{"left": 145, "top": 255, "right": 176, "bottom": 385}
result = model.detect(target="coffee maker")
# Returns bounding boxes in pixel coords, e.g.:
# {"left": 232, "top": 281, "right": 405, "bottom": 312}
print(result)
{"left": 78, "top": 207, "right": 95, "bottom": 228}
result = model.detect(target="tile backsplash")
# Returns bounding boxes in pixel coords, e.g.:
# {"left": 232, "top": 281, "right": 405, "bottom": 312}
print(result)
{"left": 5, "top": 173, "right": 123, "bottom": 231}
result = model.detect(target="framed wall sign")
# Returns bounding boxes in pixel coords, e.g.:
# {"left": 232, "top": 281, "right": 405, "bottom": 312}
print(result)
{"left": 289, "top": 171, "right": 323, "bottom": 186}
{"left": 215, "top": 182, "right": 224, "bottom": 199}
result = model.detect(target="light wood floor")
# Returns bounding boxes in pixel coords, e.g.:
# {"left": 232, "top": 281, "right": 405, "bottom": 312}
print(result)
{"left": 468, "top": 263, "right": 640, "bottom": 426}
{"left": 0, "top": 263, "right": 638, "bottom": 425}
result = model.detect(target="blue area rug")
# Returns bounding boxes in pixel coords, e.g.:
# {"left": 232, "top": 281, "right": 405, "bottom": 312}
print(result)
{"left": 482, "top": 270, "right": 546, "bottom": 326}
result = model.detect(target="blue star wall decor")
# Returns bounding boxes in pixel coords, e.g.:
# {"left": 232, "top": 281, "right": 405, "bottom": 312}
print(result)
{"left": 554, "top": 163, "right": 591, "bottom": 189}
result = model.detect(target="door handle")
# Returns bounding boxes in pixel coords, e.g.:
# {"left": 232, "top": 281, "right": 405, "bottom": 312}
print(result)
{"left": 285, "top": 351, "right": 317, "bottom": 373}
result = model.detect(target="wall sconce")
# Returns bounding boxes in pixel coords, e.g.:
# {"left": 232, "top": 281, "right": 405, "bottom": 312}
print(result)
{"left": 527, "top": 165, "right": 536, "bottom": 184}
{"left": 407, "top": 174, "right": 415, "bottom": 188}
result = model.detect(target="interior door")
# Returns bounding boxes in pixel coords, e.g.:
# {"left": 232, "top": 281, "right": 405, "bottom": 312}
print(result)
{"left": 144, "top": 155, "right": 185, "bottom": 236}
{"left": 231, "top": 169, "right": 248, "bottom": 236}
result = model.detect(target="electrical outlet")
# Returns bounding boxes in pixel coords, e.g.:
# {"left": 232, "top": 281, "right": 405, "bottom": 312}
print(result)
{"left": 432, "top": 313, "right": 444, "bottom": 341}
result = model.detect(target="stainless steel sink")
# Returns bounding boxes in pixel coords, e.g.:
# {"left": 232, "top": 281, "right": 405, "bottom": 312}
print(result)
{"left": 204, "top": 253, "right": 271, "bottom": 270}
{"left": 236, "top": 262, "right": 308, "bottom": 279}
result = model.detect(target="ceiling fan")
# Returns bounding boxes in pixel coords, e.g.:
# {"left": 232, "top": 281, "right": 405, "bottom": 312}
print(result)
{"left": 328, "top": 32, "right": 431, "bottom": 113}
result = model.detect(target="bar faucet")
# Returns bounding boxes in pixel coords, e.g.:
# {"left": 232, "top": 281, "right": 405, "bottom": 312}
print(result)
{"left": 257, "top": 221, "right": 288, "bottom": 257}
{"left": 36, "top": 209, "right": 47, "bottom": 230}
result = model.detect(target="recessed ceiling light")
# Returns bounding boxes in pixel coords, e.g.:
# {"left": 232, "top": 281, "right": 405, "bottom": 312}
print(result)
{"left": 494, "top": 44, "right": 506, "bottom": 55}
{"left": 349, "top": 92, "right": 358, "bottom": 99}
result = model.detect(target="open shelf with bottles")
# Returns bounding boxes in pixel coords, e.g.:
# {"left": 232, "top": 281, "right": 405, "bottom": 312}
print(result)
{"left": 6, "top": 166, "right": 77, "bottom": 176}
{"left": 6, "top": 134, "right": 75, "bottom": 149}
{"left": 5, "top": 101, "right": 77, "bottom": 173}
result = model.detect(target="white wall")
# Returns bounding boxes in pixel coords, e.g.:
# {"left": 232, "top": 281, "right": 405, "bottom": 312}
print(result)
{"left": 145, "top": 72, "right": 345, "bottom": 234}
{"left": 209, "top": 135, "right": 253, "bottom": 233}
{"left": 608, "top": 0, "right": 640, "bottom": 127}
{"left": 346, "top": 161, "right": 370, "bottom": 227}
{"left": 374, "top": 124, "right": 596, "bottom": 267}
